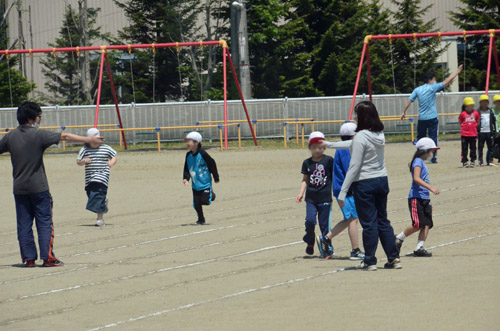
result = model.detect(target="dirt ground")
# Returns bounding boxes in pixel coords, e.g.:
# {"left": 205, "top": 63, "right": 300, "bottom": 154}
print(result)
{"left": 0, "top": 140, "right": 499, "bottom": 331}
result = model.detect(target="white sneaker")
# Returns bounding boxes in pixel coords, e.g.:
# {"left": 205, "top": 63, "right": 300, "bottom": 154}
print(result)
{"left": 357, "top": 261, "right": 377, "bottom": 271}
{"left": 95, "top": 219, "right": 105, "bottom": 227}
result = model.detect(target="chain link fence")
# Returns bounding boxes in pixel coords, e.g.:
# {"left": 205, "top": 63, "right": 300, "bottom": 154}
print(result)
{"left": 0, "top": 91, "right": 495, "bottom": 144}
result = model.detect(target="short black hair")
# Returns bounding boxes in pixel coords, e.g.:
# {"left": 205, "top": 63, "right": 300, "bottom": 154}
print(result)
{"left": 354, "top": 101, "right": 384, "bottom": 132}
{"left": 17, "top": 101, "right": 42, "bottom": 125}
{"left": 423, "top": 72, "right": 436, "bottom": 84}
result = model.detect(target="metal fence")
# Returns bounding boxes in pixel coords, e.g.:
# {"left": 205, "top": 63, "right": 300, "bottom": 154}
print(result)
{"left": 0, "top": 91, "right": 496, "bottom": 144}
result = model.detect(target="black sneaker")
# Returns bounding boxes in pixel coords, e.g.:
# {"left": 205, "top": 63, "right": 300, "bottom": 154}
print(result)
{"left": 384, "top": 258, "right": 402, "bottom": 269}
{"left": 413, "top": 247, "right": 432, "bottom": 257}
{"left": 305, "top": 244, "right": 314, "bottom": 255}
{"left": 463, "top": 162, "right": 469, "bottom": 168}
{"left": 317, "top": 236, "right": 333, "bottom": 259}
{"left": 395, "top": 238, "right": 403, "bottom": 253}
{"left": 479, "top": 160, "right": 484, "bottom": 167}
{"left": 196, "top": 219, "right": 206, "bottom": 225}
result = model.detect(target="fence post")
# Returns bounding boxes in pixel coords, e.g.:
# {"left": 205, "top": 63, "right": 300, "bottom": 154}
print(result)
{"left": 283, "top": 97, "right": 289, "bottom": 120}
{"left": 252, "top": 119, "right": 257, "bottom": 138}
{"left": 283, "top": 122, "right": 288, "bottom": 149}
{"left": 218, "top": 124, "right": 223, "bottom": 151}
{"left": 409, "top": 118, "right": 415, "bottom": 142}
{"left": 155, "top": 127, "right": 161, "bottom": 153}
{"left": 238, "top": 124, "right": 242, "bottom": 149}
{"left": 295, "top": 119, "right": 299, "bottom": 144}
{"left": 118, "top": 124, "right": 123, "bottom": 149}
{"left": 301, "top": 124, "right": 305, "bottom": 148}
{"left": 61, "top": 125, "right": 66, "bottom": 151}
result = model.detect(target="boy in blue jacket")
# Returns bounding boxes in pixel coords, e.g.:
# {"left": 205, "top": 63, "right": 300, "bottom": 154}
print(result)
{"left": 183, "top": 132, "right": 219, "bottom": 225}
{"left": 318, "top": 123, "right": 364, "bottom": 260}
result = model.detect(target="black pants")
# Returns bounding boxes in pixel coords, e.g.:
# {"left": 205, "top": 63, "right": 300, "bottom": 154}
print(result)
{"left": 461, "top": 136, "right": 477, "bottom": 163}
{"left": 192, "top": 188, "right": 215, "bottom": 222}
{"left": 478, "top": 132, "right": 493, "bottom": 164}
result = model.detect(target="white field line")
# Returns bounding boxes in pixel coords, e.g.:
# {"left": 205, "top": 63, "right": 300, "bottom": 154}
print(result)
{"left": 3, "top": 198, "right": 500, "bottom": 303}
{"left": 87, "top": 230, "right": 500, "bottom": 331}
{"left": 2, "top": 196, "right": 499, "bottom": 288}
{"left": 0, "top": 171, "right": 495, "bottom": 238}
{"left": 2, "top": 214, "right": 495, "bottom": 326}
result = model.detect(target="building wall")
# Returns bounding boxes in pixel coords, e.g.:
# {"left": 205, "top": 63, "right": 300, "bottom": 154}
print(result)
{"left": 5, "top": 0, "right": 129, "bottom": 99}
{"left": 380, "top": 0, "right": 463, "bottom": 91}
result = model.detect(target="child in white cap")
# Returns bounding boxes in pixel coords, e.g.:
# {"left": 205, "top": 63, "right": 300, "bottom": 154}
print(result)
{"left": 183, "top": 131, "right": 219, "bottom": 225}
{"left": 395, "top": 137, "right": 440, "bottom": 257}
{"left": 77, "top": 128, "right": 117, "bottom": 227}
{"left": 318, "top": 122, "right": 364, "bottom": 260}
{"left": 296, "top": 131, "right": 334, "bottom": 257}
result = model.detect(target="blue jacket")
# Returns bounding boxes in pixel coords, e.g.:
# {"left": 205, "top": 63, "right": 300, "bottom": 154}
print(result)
{"left": 333, "top": 149, "right": 351, "bottom": 198}
{"left": 183, "top": 145, "right": 219, "bottom": 191}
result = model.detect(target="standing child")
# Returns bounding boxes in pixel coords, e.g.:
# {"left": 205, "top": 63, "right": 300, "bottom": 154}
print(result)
{"left": 77, "top": 128, "right": 117, "bottom": 227}
{"left": 477, "top": 95, "right": 497, "bottom": 166}
{"left": 396, "top": 138, "right": 440, "bottom": 257}
{"left": 491, "top": 95, "right": 500, "bottom": 162}
{"left": 318, "top": 123, "right": 364, "bottom": 260}
{"left": 183, "top": 132, "right": 219, "bottom": 225}
{"left": 296, "top": 131, "right": 334, "bottom": 256}
{"left": 459, "top": 97, "right": 480, "bottom": 167}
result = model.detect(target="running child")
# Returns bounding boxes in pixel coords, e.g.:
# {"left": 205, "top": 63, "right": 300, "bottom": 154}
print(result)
{"left": 77, "top": 128, "right": 117, "bottom": 227}
{"left": 459, "top": 97, "right": 480, "bottom": 167}
{"left": 296, "top": 131, "right": 334, "bottom": 256}
{"left": 318, "top": 123, "right": 364, "bottom": 260}
{"left": 396, "top": 138, "right": 440, "bottom": 257}
{"left": 477, "top": 95, "right": 497, "bottom": 166}
{"left": 183, "top": 132, "right": 219, "bottom": 225}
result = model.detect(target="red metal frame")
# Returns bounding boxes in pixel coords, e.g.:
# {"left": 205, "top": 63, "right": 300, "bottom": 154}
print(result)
{"left": 349, "top": 29, "right": 500, "bottom": 120}
{"left": 1, "top": 40, "right": 258, "bottom": 150}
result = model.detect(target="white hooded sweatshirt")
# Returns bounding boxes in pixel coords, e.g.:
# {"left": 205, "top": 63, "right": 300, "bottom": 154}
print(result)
{"left": 325, "top": 129, "right": 387, "bottom": 201}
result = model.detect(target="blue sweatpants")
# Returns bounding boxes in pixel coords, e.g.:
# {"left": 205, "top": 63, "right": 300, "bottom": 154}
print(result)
{"left": 417, "top": 118, "right": 439, "bottom": 162}
{"left": 14, "top": 190, "right": 57, "bottom": 262}
{"left": 352, "top": 177, "right": 399, "bottom": 266}
{"left": 303, "top": 201, "right": 331, "bottom": 245}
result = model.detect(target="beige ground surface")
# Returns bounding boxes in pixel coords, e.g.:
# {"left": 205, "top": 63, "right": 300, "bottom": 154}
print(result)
{"left": 0, "top": 140, "right": 499, "bottom": 331}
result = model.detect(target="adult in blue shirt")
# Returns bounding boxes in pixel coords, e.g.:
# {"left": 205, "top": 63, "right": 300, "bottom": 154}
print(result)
{"left": 401, "top": 65, "right": 463, "bottom": 163}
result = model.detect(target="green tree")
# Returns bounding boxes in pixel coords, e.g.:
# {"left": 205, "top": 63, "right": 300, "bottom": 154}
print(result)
{"left": 114, "top": 0, "right": 204, "bottom": 102}
{"left": 389, "top": 0, "right": 446, "bottom": 93}
{"left": 41, "top": 5, "right": 109, "bottom": 105}
{"left": 0, "top": 0, "right": 34, "bottom": 107}
{"left": 450, "top": 0, "right": 500, "bottom": 91}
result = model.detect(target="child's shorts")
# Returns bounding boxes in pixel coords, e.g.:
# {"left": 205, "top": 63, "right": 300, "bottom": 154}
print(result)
{"left": 85, "top": 182, "right": 108, "bottom": 214}
{"left": 337, "top": 196, "right": 358, "bottom": 219}
{"left": 408, "top": 198, "right": 433, "bottom": 229}
{"left": 193, "top": 188, "right": 216, "bottom": 206}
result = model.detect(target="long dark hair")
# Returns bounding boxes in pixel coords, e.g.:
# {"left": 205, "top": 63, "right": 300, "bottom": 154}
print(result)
{"left": 354, "top": 101, "right": 384, "bottom": 132}
{"left": 409, "top": 149, "right": 428, "bottom": 172}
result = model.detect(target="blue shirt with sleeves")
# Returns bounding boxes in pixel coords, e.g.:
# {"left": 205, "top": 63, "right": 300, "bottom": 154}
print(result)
{"left": 183, "top": 147, "right": 219, "bottom": 191}
{"left": 409, "top": 82, "right": 444, "bottom": 120}
{"left": 409, "top": 158, "right": 430, "bottom": 200}
{"left": 333, "top": 149, "right": 351, "bottom": 198}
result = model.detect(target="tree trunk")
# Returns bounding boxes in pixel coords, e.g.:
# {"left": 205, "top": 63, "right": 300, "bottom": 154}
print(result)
{"left": 79, "top": 0, "right": 91, "bottom": 103}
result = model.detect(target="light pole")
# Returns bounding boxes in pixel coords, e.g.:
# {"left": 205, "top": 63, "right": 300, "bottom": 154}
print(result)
{"left": 231, "top": 0, "right": 251, "bottom": 100}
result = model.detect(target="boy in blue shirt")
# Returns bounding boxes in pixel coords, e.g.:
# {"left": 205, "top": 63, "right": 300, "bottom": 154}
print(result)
{"left": 183, "top": 132, "right": 219, "bottom": 225}
{"left": 318, "top": 123, "right": 364, "bottom": 260}
{"left": 396, "top": 138, "right": 440, "bottom": 257}
{"left": 296, "top": 131, "right": 334, "bottom": 256}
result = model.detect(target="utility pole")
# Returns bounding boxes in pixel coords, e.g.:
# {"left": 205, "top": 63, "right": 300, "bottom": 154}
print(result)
{"left": 79, "top": 0, "right": 91, "bottom": 103}
{"left": 16, "top": 0, "right": 26, "bottom": 77}
{"left": 231, "top": 0, "right": 251, "bottom": 100}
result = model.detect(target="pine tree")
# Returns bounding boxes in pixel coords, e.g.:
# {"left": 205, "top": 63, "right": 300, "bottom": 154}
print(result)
{"left": 40, "top": 5, "right": 109, "bottom": 105}
{"left": 450, "top": 0, "right": 500, "bottom": 91}
{"left": 389, "top": 0, "right": 446, "bottom": 93}
{"left": 0, "top": 0, "right": 34, "bottom": 107}
{"left": 114, "top": 0, "right": 203, "bottom": 102}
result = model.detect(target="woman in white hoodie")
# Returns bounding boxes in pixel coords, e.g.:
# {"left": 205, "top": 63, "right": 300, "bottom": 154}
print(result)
{"left": 325, "top": 101, "right": 401, "bottom": 271}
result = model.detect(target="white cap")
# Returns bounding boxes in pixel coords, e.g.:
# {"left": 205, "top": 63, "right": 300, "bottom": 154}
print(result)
{"left": 415, "top": 137, "right": 440, "bottom": 151}
{"left": 340, "top": 122, "right": 357, "bottom": 137}
{"left": 308, "top": 131, "right": 325, "bottom": 145}
{"left": 87, "top": 128, "right": 100, "bottom": 137}
{"left": 185, "top": 131, "right": 202, "bottom": 143}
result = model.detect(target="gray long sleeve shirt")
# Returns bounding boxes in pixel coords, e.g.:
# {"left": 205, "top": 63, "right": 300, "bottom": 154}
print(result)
{"left": 325, "top": 130, "right": 387, "bottom": 201}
